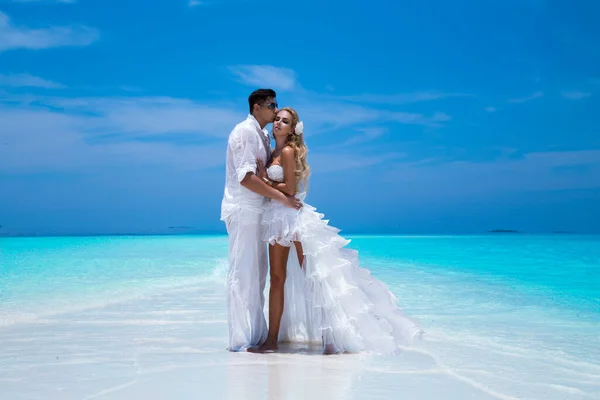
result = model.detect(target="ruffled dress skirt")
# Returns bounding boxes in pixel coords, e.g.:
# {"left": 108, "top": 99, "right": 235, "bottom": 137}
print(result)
{"left": 261, "top": 195, "right": 424, "bottom": 355}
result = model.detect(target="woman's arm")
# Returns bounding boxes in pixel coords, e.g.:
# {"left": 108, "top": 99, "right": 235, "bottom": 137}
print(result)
{"left": 234, "top": 131, "right": 290, "bottom": 203}
{"left": 266, "top": 146, "right": 296, "bottom": 196}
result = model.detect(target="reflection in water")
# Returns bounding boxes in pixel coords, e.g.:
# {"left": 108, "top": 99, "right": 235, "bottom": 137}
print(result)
{"left": 226, "top": 342, "right": 366, "bottom": 400}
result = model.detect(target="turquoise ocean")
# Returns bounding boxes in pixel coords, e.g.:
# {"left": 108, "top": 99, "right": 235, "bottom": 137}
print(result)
{"left": 1, "top": 234, "right": 599, "bottom": 399}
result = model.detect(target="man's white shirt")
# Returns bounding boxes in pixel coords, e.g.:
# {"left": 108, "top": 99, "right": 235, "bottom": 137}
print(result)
{"left": 220, "top": 114, "right": 271, "bottom": 221}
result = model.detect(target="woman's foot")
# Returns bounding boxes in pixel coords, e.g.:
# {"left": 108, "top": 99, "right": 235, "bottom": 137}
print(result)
{"left": 321, "top": 332, "right": 338, "bottom": 355}
{"left": 322, "top": 342, "right": 337, "bottom": 355}
{"left": 248, "top": 341, "right": 279, "bottom": 353}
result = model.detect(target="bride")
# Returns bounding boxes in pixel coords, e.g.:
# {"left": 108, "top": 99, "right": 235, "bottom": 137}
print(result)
{"left": 250, "top": 107, "right": 424, "bottom": 354}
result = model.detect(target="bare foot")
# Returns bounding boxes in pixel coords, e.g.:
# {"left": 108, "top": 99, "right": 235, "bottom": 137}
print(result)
{"left": 248, "top": 341, "right": 279, "bottom": 353}
{"left": 323, "top": 343, "right": 338, "bottom": 355}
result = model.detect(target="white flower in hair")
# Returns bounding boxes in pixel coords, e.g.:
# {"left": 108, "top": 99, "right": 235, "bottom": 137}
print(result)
{"left": 295, "top": 121, "right": 304, "bottom": 135}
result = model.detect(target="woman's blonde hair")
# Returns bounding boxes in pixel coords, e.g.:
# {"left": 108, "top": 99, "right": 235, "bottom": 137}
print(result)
{"left": 280, "top": 107, "right": 310, "bottom": 193}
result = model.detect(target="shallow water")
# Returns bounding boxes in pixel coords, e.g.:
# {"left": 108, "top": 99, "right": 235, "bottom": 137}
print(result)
{"left": 1, "top": 234, "right": 599, "bottom": 399}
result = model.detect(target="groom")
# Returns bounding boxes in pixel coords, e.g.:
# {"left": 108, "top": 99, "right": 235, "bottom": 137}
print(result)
{"left": 220, "top": 88, "right": 302, "bottom": 352}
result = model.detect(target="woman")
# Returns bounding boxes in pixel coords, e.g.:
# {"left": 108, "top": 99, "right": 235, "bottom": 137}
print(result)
{"left": 252, "top": 107, "right": 424, "bottom": 355}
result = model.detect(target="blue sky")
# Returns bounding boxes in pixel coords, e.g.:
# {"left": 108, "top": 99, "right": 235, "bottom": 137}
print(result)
{"left": 0, "top": 0, "right": 599, "bottom": 235}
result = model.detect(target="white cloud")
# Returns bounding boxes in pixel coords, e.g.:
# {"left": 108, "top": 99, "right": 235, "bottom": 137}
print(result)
{"left": 390, "top": 111, "right": 451, "bottom": 126}
{"left": 508, "top": 91, "right": 543, "bottom": 103}
{"left": 0, "top": 94, "right": 244, "bottom": 173}
{"left": 343, "top": 127, "right": 387, "bottom": 146}
{"left": 0, "top": 73, "right": 64, "bottom": 88}
{"left": 296, "top": 101, "right": 451, "bottom": 131}
{"left": 309, "top": 151, "right": 405, "bottom": 173}
{"left": 561, "top": 91, "right": 591, "bottom": 100}
{"left": 227, "top": 65, "right": 454, "bottom": 128}
{"left": 383, "top": 149, "right": 600, "bottom": 196}
{"left": 228, "top": 65, "right": 298, "bottom": 91}
{"left": 0, "top": 90, "right": 455, "bottom": 175}
{"left": 1, "top": 65, "right": 459, "bottom": 174}
{"left": 431, "top": 112, "right": 451, "bottom": 122}
{"left": 188, "top": 0, "right": 203, "bottom": 6}
{"left": 484, "top": 107, "right": 497, "bottom": 113}
{"left": 0, "top": 11, "right": 98, "bottom": 52}
{"left": 335, "top": 91, "right": 473, "bottom": 105}
{"left": 43, "top": 96, "right": 243, "bottom": 137}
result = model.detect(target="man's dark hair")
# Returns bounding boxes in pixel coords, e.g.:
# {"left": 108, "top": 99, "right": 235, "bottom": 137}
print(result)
{"left": 248, "top": 89, "right": 276, "bottom": 114}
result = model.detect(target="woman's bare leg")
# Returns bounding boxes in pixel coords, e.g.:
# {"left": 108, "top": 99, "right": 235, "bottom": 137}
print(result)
{"left": 293, "top": 241, "right": 304, "bottom": 267}
{"left": 252, "top": 243, "right": 290, "bottom": 352}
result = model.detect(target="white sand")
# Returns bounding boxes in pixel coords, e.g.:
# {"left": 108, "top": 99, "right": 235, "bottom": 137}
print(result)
{"left": 1, "top": 282, "right": 599, "bottom": 399}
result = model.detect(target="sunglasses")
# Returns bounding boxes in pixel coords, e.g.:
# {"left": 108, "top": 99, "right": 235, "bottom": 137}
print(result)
{"left": 262, "top": 101, "right": 278, "bottom": 110}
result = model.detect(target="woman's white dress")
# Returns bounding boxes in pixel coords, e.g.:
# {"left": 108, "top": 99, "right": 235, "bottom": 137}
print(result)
{"left": 261, "top": 165, "right": 424, "bottom": 354}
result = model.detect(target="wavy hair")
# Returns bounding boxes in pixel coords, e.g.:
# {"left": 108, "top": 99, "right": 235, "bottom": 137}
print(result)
{"left": 280, "top": 107, "right": 310, "bottom": 193}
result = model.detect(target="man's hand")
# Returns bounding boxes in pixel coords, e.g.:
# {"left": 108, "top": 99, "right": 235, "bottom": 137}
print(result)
{"left": 281, "top": 194, "right": 302, "bottom": 210}
{"left": 256, "top": 159, "right": 266, "bottom": 179}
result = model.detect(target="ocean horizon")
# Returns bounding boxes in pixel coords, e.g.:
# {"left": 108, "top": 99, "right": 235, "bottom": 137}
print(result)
{"left": 1, "top": 233, "right": 599, "bottom": 399}
{"left": 1, "top": 230, "right": 596, "bottom": 238}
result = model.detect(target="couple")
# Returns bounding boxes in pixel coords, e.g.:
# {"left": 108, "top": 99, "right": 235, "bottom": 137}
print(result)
{"left": 220, "top": 89, "right": 423, "bottom": 354}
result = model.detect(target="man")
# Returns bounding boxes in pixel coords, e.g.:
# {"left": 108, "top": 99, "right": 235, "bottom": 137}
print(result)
{"left": 220, "top": 88, "right": 302, "bottom": 352}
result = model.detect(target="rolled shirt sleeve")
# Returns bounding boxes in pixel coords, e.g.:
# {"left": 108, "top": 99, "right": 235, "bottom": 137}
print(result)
{"left": 231, "top": 127, "right": 260, "bottom": 183}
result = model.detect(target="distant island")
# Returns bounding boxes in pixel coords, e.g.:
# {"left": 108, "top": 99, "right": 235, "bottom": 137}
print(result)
{"left": 487, "top": 229, "right": 521, "bottom": 233}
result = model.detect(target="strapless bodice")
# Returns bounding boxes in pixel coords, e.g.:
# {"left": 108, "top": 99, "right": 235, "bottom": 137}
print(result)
{"left": 267, "top": 164, "right": 284, "bottom": 182}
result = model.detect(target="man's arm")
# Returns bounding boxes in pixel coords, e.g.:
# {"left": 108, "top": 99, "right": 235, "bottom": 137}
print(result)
{"left": 232, "top": 127, "right": 300, "bottom": 209}
{"left": 241, "top": 172, "right": 291, "bottom": 203}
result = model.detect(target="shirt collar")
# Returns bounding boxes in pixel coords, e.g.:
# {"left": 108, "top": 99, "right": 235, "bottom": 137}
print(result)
{"left": 247, "top": 114, "right": 269, "bottom": 136}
